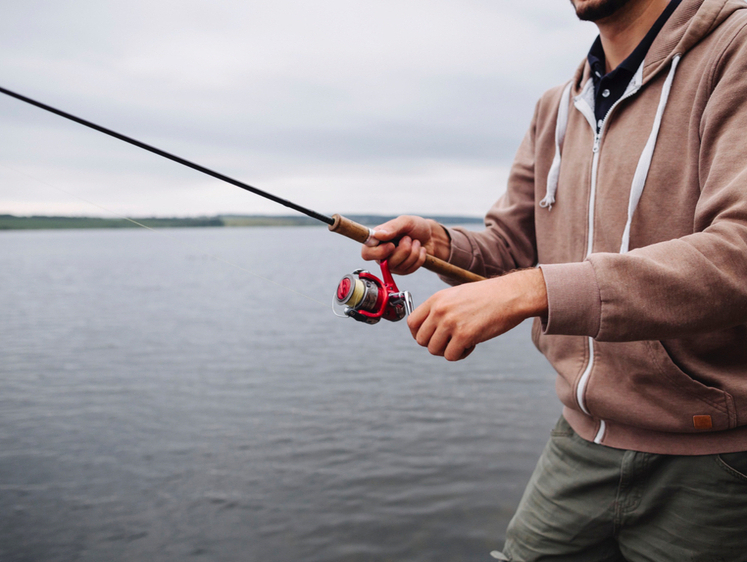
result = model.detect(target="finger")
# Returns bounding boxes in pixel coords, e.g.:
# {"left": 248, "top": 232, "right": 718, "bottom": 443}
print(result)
{"left": 396, "top": 239, "right": 424, "bottom": 275}
{"left": 407, "top": 301, "right": 429, "bottom": 340}
{"left": 387, "top": 236, "right": 417, "bottom": 272}
{"left": 444, "top": 337, "right": 474, "bottom": 362}
{"left": 412, "top": 309, "right": 440, "bottom": 350}
{"left": 361, "top": 241, "right": 396, "bottom": 262}
{"left": 371, "top": 216, "right": 416, "bottom": 243}
{"left": 427, "top": 327, "right": 452, "bottom": 358}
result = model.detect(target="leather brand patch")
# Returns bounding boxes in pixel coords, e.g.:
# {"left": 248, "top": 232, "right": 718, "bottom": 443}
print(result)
{"left": 692, "top": 415, "right": 713, "bottom": 430}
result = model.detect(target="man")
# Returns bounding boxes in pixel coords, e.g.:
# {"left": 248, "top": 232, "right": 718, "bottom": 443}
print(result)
{"left": 362, "top": 0, "right": 747, "bottom": 560}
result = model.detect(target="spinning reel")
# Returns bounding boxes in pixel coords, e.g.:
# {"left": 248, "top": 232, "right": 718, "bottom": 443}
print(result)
{"left": 333, "top": 260, "right": 413, "bottom": 325}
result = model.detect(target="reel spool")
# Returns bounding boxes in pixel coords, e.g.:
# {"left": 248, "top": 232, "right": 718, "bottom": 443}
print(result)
{"left": 333, "top": 260, "right": 413, "bottom": 325}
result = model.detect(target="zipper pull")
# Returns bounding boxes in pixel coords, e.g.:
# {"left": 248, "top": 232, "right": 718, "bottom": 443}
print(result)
{"left": 593, "top": 133, "right": 601, "bottom": 153}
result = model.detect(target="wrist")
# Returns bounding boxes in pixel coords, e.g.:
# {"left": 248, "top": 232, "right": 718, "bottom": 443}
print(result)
{"left": 515, "top": 268, "right": 549, "bottom": 319}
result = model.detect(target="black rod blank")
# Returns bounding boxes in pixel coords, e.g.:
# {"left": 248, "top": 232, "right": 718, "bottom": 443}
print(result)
{"left": 0, "top": 85, "right": 336, "bottom": 226}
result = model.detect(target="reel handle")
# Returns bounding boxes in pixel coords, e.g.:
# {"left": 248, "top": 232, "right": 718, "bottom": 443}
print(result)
{"left": 328, "top": 214, "right": 485, "bottom": 284}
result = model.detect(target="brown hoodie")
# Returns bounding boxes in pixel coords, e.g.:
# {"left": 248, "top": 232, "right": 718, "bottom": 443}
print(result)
{"left": 445, "top": 0, "right": 747, "bottom": 454}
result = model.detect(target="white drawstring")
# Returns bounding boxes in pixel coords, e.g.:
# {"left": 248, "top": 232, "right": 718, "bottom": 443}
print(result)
{"left": 620, "top": 54, "right": 681, "bottom": 253}
{"left": 540, "top": 82, "right": 573, "bottom": 210}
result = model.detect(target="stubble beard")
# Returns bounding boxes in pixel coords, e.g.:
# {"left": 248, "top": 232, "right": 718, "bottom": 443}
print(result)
{"left": 570, "top": 0, "right": 634, "bottom": 21}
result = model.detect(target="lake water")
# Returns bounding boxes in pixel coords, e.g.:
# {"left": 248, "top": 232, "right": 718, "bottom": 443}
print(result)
{"left": 0, "top": 226, "right": 560, "bottom": 562}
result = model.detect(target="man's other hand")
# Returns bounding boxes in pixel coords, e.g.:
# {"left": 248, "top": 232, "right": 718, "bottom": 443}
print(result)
{"left": 407, "top": 268, "right": 549, "bottom": 361}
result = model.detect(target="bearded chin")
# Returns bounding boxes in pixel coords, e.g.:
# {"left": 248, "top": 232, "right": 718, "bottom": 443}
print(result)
{"left": 572, "top": 0, "right": 633, "bottom": 21}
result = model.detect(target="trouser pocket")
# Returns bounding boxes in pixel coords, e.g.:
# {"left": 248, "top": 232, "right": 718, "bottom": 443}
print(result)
{"left": 716, "top": 451, "right": 747, "bottom": 482}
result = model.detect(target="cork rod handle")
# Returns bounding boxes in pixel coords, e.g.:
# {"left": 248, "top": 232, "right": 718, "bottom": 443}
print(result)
{"left": 328, "top": 214, "right": 486, "bottom": 284}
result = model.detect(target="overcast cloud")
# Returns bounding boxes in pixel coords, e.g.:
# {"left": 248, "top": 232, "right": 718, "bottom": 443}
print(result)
{"left": 0, "top": 1, "right": 598, "bottom": 218}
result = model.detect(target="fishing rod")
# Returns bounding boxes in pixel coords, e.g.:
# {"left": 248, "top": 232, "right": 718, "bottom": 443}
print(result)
{"left": 0, "top": 85, "right": 485, "bottom": 322}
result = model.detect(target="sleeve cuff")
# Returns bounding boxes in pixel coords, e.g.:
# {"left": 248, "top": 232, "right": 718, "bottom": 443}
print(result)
{"left": 435, "top": 227, "right": 477, "bottom": 285}
{"left": 445, "top": 227, "right": 475, "bottom": 272}
{"left": 539, "top": 261, "right": 601, "bottom": 337}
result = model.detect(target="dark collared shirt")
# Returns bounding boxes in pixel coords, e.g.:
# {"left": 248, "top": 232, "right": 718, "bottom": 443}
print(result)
{"left": 588, "top": 0, "right": 681, "bottom": 131}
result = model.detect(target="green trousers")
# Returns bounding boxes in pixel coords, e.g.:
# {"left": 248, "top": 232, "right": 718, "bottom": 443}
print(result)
{"left": 493, "top": 416, "right": 747, "bottom": 562}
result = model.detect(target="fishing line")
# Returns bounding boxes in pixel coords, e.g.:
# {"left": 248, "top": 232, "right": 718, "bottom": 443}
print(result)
{"left": 0, "top": 163, "right": 328, "bottom": 308}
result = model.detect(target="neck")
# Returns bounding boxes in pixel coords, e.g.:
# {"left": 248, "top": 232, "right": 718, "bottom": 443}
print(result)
{"left": 596, "top": 0, "right": 670, "bottom": 72}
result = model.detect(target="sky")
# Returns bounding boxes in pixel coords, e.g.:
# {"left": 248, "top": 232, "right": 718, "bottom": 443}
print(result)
{"left": 0, "top": 1, "right": 598, "bottom": 218}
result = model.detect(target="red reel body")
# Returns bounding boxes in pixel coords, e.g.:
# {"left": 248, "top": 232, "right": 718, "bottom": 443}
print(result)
{"left": 334, "top": 260, "right": 413, "bottom": 324}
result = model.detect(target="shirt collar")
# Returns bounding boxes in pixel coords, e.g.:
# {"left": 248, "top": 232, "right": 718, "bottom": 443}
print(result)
{"left": 586, "top": 0, "right": 682, "bottom": 83}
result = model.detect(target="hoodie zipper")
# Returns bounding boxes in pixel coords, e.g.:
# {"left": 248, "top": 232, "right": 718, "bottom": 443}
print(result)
{"left": 572, "top": 73, "right": 642, "bottom": 444}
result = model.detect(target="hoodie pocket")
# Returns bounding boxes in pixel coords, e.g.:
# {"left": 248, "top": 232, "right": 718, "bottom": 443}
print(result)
{"left": 585, "top": 339, "right": 737, "bottom": 433}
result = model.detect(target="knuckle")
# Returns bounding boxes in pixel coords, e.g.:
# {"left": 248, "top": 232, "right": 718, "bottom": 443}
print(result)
{"left": 439, "top": 313, "right": 456, "bottom": 330}
{"left": 428, "top": 342, "right": 444, "bottom": 357}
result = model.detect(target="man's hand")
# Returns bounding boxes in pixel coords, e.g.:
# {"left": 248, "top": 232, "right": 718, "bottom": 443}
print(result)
{"left": 407, "top": 268, "right": 548, "bottom": 361}
{"left": 361, "top": 215, "right": 451, "bottom": 275}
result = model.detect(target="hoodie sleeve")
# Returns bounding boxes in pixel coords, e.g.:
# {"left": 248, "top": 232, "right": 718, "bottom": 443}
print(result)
{"left": 543, "top": 24, "right": 747, "bottom": 341}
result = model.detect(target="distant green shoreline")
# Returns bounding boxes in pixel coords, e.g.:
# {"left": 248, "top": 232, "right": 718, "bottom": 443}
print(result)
{"left": 0, "top": 214, "right": 483, "bottom": 231}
